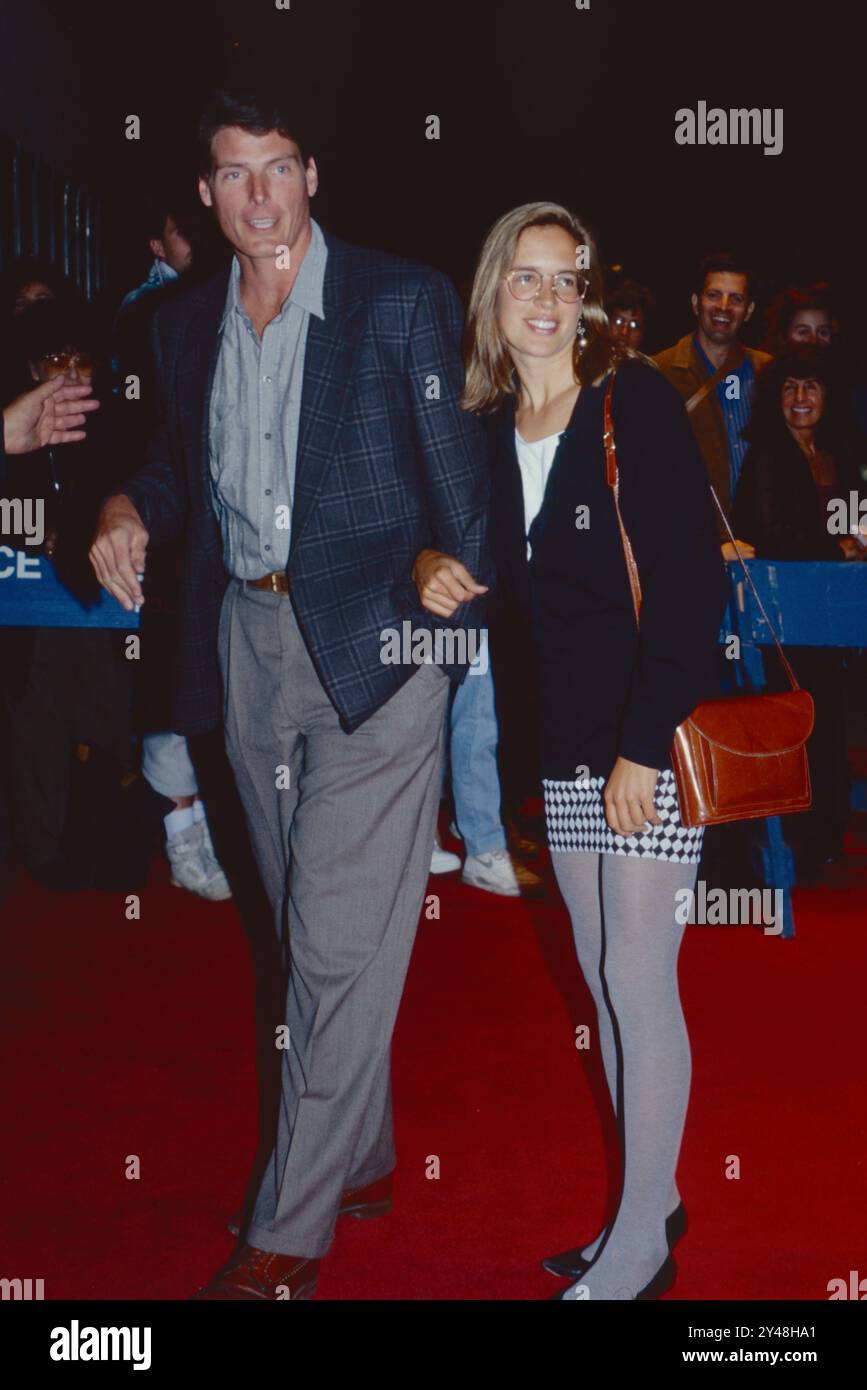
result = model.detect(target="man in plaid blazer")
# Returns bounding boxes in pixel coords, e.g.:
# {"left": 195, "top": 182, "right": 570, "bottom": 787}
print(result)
{"left": 90, "top": 87, "right": 490, "bottom": 1300}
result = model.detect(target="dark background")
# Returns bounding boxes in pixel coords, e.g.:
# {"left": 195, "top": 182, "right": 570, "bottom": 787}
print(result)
{"left": 0, "top": 0, "right": 857, "bottom": 352}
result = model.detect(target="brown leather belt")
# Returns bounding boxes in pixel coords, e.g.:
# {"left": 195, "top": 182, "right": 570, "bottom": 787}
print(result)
{"left": 245, "top": 570, "right": 290, "bottom": 595}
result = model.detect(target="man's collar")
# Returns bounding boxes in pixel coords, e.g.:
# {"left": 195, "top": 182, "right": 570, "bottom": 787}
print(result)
{"left": 148, "top": 258, "right": 180, "bottom": 290}
{"left": 692, "top": 331, "right": 713, "bottom": 373}
{"left": 291, "top": 218, "right": 327, "bottom": 319}
{"left": 221, "top": 218, "right": 328, "bottom": 330}
{"left": 692, "top": 331, "right": 747, "bottom": 376}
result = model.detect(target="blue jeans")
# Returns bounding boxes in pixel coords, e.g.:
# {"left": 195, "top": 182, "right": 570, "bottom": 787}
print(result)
{"left": 444, "top": 637, "right": 506, "bottom": 857}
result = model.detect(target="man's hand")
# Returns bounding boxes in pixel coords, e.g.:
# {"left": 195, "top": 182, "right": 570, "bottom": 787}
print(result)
{"left": 2, "top": 377, "right": 100, "bottom": 455}
{"left": 838, "top": 536, "right": 867, "bottom": 561}
{"left": 604, "top": 757, "right": 662, "bottom": 838}
{"left": 89, "top": 495, "right": 149, "bottom": 611}
{"left": 721, "top": 539, "right": 756, "bottom": 561}
{"left": 412, "top": 548, "right": 488, "bottom": 618}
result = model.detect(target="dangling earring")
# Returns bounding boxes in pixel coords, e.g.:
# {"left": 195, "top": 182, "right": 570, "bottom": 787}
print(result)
{"left": 576, "top": 313, "right": 588, "bottom": 350}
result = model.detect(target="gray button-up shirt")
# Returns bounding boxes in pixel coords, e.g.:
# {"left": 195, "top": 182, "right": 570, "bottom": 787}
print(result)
{"left": 208, "top": 218, "right": 328, "bottom": 578}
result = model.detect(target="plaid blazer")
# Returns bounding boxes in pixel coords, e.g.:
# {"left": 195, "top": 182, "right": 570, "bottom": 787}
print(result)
{"left": 120, "top": 231, "right": 492, "bottom": 736}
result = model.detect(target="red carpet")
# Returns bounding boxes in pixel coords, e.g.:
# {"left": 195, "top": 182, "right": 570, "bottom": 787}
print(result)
{"left": 1, "top": 822, "right": 865, "bottom": 1301}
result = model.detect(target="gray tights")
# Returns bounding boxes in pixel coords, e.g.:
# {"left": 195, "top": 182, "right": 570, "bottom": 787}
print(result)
{"left": 551, "top": 850, "right": 697, "bottom": 1299}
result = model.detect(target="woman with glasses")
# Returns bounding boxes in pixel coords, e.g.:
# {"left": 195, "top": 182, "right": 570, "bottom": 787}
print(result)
{"left": 605, "top": 280, "right": 653, "bottom": 352}
{"left": 415, "top": 203, "right": 727, "bottom": 1299}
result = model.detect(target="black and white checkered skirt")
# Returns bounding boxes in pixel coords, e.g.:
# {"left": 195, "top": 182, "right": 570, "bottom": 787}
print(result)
{"left": 543, "top": 768, "right": 704, "bottom": 863}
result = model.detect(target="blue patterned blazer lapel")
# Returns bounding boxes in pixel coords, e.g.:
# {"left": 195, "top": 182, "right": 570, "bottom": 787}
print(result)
{"left": 290, "top": 236, "right": 365, "bottom": 554}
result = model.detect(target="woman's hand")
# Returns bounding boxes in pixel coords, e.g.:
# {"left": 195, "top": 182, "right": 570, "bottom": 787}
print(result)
{"left": 721, "top": 539, "right": 756, "bottom": 561}
{"left": 604, "top": 757, "right": 662, "bottom": 837}
{"left": 838, "top": 536, "right": 867, "bottom": 561}
{"left": 412, "top": 548, "right": 488, "bottom": 618}
{"left": 2, "top": 377, "right": 99, "bottom": 454}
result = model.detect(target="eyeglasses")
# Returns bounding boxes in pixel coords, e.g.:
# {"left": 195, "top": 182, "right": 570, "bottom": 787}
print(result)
{"left": 612, "top": 316, "right": 641, "bottom": 330}
{"left": 41, "top": 347, "right": 95, "bottom": 369}
{"left": 504, "top": 269, "right": 588, "bottom": 303}
{"left": 39, "top": 351, "right": 96, "bottom": 375}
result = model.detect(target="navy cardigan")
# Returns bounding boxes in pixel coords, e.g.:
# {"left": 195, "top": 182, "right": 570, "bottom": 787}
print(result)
{"left": 488, "top": 358, "right": 727, "bottom": 780}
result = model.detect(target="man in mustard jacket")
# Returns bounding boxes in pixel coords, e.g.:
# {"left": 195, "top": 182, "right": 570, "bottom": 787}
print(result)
{"left": 655, "top": 253, "right": 771, "bottom": 558}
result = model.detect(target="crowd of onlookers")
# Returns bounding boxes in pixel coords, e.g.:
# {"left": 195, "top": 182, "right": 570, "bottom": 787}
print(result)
{"left": 1, "top": 219, "right": 865, "bottom": 900}
{"left": 0, "top": 197, "right": 235, "bottom": 897}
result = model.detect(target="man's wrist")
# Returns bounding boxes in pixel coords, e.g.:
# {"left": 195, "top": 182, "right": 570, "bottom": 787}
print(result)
{"left": 103, "top": 492, "right": 136, "bottom": 516}
{"left": 412, "top": 546, "right": 442, "bottom": 575}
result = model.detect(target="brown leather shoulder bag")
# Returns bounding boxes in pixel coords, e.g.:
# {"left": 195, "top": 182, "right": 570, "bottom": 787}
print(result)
{"left": 603, "top": 370, "right": 814, "bottom": 828}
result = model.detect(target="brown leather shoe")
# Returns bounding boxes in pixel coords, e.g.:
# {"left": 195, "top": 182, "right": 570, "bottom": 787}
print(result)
{"left": 338, "top": 1171, "right": 393, "bottom": 1219}
{"left": 511, "top": 859, "right": 546, "bottom": 898}
{"left": 505, "top": 814, "right": 543, "bottom": 861}
{"left": 191, "top": 1245, "right": 320, "bottom": 1301}
{"left": 226, "top": 1171, "right": 393, "bottom": 1237}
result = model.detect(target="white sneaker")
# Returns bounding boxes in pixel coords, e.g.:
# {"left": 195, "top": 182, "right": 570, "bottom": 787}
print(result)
{"left": 430, "top": 832, "right": 461, "bottom": 875}
{"left": 167, "top": 820, "right": 232, "bottom": 901}
{"left": 198, "top": 811, "right": 233, "bottom": 900}
{"left": 198, "top": 815, "right": 233, "bottom": 900}
{"left": 461, "top": 848, "right": 544, "bottom": 898}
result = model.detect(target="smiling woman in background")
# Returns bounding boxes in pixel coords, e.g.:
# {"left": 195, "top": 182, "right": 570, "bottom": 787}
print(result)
{"left": 763, "top": 283, "right": 837, "bottom": 357}
{"left": 734, "top": 347, "right": 865, "bottom": 878}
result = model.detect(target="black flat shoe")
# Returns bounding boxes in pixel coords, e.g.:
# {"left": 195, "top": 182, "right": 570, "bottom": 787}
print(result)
{"left": 548, "top": 1254, "right": 677, "bottom": 1301}
{"left": 542, "top": 1201, "right": 687, "bottom": 1279}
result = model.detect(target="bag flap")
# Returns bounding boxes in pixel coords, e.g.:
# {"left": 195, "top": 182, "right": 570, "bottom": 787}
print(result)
{"left": 684, "top": 691, "right": 814, "bottom": 754}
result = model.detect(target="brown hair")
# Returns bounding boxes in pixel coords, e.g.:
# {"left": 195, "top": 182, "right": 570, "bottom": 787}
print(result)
{"left": 462, "top": 201, "right": 628, "bottom": 413}
{"left": 196, "top": 86, "right": 313, "bottom": 180}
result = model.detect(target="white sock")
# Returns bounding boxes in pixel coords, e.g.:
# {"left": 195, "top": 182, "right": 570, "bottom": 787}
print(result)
{"left": 164, "top": 806, "right": 196, "bottom": 841}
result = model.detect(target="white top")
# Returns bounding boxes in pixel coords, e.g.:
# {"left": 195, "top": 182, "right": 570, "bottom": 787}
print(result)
{"left": 515, "top": 429, "right": 562, "bottom": 557}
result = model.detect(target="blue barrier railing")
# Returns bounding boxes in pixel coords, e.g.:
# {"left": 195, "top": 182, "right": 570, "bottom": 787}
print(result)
{"left": 1, "top": 554, "right": 863, "bottom": 938}
{"left": 0, "top": 547, "right": 139, "bottom": 628}
{"left": 725, "top": 559, "right": 867, "bottom": 655}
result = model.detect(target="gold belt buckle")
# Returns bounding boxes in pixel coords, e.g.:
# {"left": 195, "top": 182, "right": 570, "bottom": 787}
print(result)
{"left": 269, "top": 571, "right": 282, "bottom": 593}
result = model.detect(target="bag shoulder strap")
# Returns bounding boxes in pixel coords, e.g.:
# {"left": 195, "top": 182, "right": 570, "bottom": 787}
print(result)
{"left": 603, "top": 377, "right": 643, "bottom": 621}
{"left": 602, "top": 370, "right": 801, "bottom": 693}
{"left": 683, "top": 345, "right": 742, "bottom": 415}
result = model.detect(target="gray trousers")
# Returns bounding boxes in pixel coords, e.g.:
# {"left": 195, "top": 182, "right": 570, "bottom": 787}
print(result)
{"left": 218, "top": 579, "right": 449, "bottom": 1257}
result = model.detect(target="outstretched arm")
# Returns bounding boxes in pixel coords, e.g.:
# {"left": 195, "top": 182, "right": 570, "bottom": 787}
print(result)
{"left": 2, "top": 377, "right": 100, "bottom": 461}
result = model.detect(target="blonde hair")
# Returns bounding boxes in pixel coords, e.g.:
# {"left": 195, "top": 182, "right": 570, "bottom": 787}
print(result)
{"left": 462, "top": 201, "right": 627, "bottom": 414}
